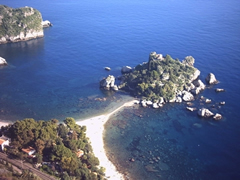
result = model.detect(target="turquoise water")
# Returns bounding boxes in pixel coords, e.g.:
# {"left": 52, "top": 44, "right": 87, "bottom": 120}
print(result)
{"left": 0, "top": 0, "right": 240, "bottom": 179}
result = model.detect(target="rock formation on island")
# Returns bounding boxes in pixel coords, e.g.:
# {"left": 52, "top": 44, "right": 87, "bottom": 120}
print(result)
{"left": 0, "top": 5, "right": 49, "bottom": 44}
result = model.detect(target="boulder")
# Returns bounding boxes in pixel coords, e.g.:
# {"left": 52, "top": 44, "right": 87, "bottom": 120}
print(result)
{"left": 141, "top": 100, "right": 147, "bottom": 107}
{"left": 198, "top": 108, "right": 214, "bottom": 117}
{"left": 186, "top": 107, "right": 196, "bottom": 111}
{"left": 104, "top": 67, "right": 111, "bottom": 71}
{"left": 175, "top": 96, "right": 182, "bottom": 103}
{"left": 215, "top": 88, "right": 225, "bottom": 92}
{"left": 0, "top": 57, "right": 7, "bottom": 66}
{"left": 99, "top": 75, "right": 115, "bottom": 90}
{"left": 112, "top": 85, "right": 118, "bottom": 91}
{"left": 193, "top": 79, "right": 205, "bottom": 90}
{"left": 121, "top": 66, "right": 132, "bottom": 74}
{"left": 219, "top": 101, "right": 225, "bottom": 105}
{"left": 41, "top": 20, "right": 52, "bottom": 28}
{"left": 213, "top": 113, "right": 222, "bottom": 120}
{"left": 190, "top": 69, "right": 200, "bottom": 82}
{"left": 169, "top": 96, "right": 176, "bottom": 103}
{"left": 206, "top": 73, "right": 218, "bottom": 84}
{"left": 182, "top": 56, "right": 195, "bottom": 66}
{"left": 182, "top": 91, "right": 194, "bottom": 101}
{"left": 205, "top": 99, "right": 211, "bottom": 103}
{"left": 159, "top": 97, "right": 164, "bottom": 104}
{"left": 152, "top": 103, "right": 159, "bottom": 109}
{"left": 146, "top": 100, "right": 153, "bottom": 106}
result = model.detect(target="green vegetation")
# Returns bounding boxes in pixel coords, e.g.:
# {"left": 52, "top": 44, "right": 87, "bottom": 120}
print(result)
{"left": 0, "top": 5, "right": 43, "bottom": 38}
{"left": 120, "top": 52, "right": 197, "bottom": 101}
{"left": 0, "top": 118, "right": 106, "bottom": 180}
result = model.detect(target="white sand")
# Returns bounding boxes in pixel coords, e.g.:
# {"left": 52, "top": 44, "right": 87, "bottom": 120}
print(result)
{"left": 0, "top": 122, "right": 10, "bottom": 128}
{"left": 76, "top": 100, "right": 137, "bottom": 180}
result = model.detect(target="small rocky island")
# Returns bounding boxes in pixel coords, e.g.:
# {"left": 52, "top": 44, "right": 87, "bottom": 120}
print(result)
{"left": 100, "top": 52, "right": 224, "bottom": 120}
{"left": 0, "top": 5, "right": 51, "bottom": 44}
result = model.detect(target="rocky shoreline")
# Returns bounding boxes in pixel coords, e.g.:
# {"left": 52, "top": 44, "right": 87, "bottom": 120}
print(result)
{"left": 100, "top": 52, "right": 225, "bottom": 121}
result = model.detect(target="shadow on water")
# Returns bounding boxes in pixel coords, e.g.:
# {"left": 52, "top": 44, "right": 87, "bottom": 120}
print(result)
{"left": 0, "top": 37, "right": 45, "bottom": 63}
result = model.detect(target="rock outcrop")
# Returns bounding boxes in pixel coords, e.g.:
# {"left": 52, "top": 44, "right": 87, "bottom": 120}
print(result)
{"left": 215, "top": 88, "right": 225, "bottom": 92}
{"left": 0, "top": 57, "right": 7, "bottom": 66}
{"left": 198, "top": 108, "right": 214, "bottom": 118}
{"left": 213, "top": 113, "right": 222, "bottom": 120}
{"left": 0, "top": 5, "right": 44, "bottom": 44}
{"left": 182, "top": 56, "right": 195, "bottom": 66}
{"left": 182, "top": 91, "right": 194, "bottom": 102}
{"left": 41, "top": 20, "right": 52, "bottom": 28}
{"left": 206, "top": 73, "right": 218, "bottom": 84}
{"left": 99, "top": 75, "right": 116, "bottom": 90}
{"left": 104, "top": 67, "right": 111, "bottom": 71}
{"left": 121, "top": 66, "right": 132, "bottom": 74}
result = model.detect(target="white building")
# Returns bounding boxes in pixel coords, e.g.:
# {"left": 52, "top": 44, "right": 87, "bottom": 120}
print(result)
{"left": 0, "top": 136, "right": 10, "bottom": 151}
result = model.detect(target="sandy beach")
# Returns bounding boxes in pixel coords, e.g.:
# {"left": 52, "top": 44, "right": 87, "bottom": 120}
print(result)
{"left": 0, "top": 121, "right": 10, "bottom": 128}
{"left": 76, "top": 100, "right": 138, "bottom": 180}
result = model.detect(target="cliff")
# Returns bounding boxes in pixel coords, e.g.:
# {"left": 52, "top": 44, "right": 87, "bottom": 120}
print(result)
{"left": 0, "top": 5, "right": 44, "bottom": 44}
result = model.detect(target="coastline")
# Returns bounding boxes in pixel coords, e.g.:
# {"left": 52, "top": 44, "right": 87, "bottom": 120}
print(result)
{"left": 76, "top": 100, "right": 137, "bottom": 180}
{"left": 0, "top": 121, "right": 10, "bottom": 128}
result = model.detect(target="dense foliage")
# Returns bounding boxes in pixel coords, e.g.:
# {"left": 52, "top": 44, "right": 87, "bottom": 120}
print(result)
{"left": 0, "top": 5, "right": 43, "bottom": 37}
{"left": 0, "top": 118, "right": 105, "bottom": 180}
{"left": 119, "top": 52, "right": 196, "bottom": 101}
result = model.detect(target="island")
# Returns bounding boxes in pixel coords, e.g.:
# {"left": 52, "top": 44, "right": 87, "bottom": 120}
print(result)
{"left": 0, "top": 5, "right": 49, "bottom": 44}
{"left": 100, "top": 52, "right": 224, "bottom": 119}
{"left": 101, "top": 52, "right": 205, "bottom": 106}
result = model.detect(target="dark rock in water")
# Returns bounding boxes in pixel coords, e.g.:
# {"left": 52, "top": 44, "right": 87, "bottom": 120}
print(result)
{"left": 172, "top": 120, "right": 184, "bottom": 134}
{"left": 145, "top": 164, "right": 159, "bottom": 172}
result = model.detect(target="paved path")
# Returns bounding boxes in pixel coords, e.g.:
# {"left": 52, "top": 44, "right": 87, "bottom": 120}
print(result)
{"left": 0, "top": 152, "right": 56, "bottom": 180}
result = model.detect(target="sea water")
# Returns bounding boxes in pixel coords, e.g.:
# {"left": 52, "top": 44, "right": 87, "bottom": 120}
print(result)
{"left": 0, "top": 0, "right": 240, "bottom": 179}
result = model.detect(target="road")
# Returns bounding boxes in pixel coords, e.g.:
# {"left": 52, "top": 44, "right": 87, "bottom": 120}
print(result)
{"left": 0, "top": 152, "right": 56, "bottom": 180}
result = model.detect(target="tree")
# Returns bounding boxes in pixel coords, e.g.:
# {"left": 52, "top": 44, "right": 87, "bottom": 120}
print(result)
{"left": 58, "top": 124, "right": 68, "bottom": 139}
{"left": 35, "top": 139, "right": 45, "bottom": 154}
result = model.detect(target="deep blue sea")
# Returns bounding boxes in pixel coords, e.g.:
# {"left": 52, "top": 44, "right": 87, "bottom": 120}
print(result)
{"left": 0, "top": 0, "right": 240, "bottom": 179}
